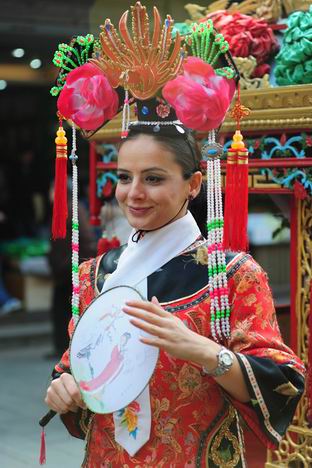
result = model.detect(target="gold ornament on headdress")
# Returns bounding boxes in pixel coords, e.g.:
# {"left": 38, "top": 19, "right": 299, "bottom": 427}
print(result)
{"left": 91, "top": 1, "right": 186, "bottom": 100}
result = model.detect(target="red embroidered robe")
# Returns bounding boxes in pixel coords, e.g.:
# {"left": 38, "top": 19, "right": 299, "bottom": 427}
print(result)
{"left": 53, "top": 244, "right": 305, "bottom": 467}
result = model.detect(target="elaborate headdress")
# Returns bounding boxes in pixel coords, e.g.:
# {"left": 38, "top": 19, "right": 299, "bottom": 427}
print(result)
{"left": 51, "top": 1, "right": 248, "bottom": 343}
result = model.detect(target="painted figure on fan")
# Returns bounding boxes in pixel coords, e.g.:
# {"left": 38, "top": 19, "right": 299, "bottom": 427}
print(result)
{"left": 79, "top": 332, "right": 131, "bottom": 393}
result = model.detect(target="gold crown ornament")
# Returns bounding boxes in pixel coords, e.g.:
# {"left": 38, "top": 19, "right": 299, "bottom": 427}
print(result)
{"left": 91, "top": 2, "right": 186, "bottom": 100}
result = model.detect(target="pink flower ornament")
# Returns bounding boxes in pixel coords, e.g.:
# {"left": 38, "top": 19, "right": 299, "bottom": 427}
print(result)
{"left": 57, "top": 63, "right": 118, "bottom": 130}
{"left": 162, "top": 57, "right": 235, "bottom": 132}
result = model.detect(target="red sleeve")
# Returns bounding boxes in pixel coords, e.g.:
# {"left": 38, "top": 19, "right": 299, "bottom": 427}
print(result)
{"left": 226, "top": 254, "right": 305, "bottom": 447}
{"left": 52, "top": 257, "right": 98, "bottom": 438}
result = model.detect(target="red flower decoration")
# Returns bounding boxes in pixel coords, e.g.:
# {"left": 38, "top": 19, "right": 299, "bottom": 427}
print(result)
{"left": 293, "top": 181, "right": 308, "bottom": 200}
{"left": 57, "top": 63, "right": 119, "bottom": 130}
{"left": 252, "top": 64, "right": 270, "bottom": 79}
{"left": 162, "top": 57, "right": 235, "bottom": 132}
{"left": 156, "top": 103, "right": 170, "bottom": 118}
{"left": 202, "top": 12, "right": 279, "bottom": 75}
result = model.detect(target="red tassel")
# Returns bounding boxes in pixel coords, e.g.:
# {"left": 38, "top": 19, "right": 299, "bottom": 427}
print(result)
{"left": 39, "top": 428, "right": 46, "bottom": 465}
{"left": 307, "top": 280, "right": 312, "bottom": 426}
{"left": 110, "top": 235, "right": 121, "bottom": 249}
{"left": 235, "top": 149, "right": 249, "bottom": 251}
{"left": 52, "top": 123, "right": 68, "bottom": 239}
{"left": 223, "top": 148, "right": 237, "bottom": 250}
{"left": 224, "top": 82, "right": 250, "bottom": 251}
{"left": 223, "top": 131, "right": 249, "bottom": 252}
{"left": 97, "top": 235, "right": 111, "bottom": 256}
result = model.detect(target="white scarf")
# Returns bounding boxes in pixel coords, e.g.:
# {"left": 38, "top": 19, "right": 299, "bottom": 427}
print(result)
{"left": 101, "top": 211, "right": 201, "bottom": 455}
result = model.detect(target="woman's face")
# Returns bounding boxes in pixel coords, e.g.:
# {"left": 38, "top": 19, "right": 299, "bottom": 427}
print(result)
{"left": 116, "top": 134, "right": 202, "bottom": 231}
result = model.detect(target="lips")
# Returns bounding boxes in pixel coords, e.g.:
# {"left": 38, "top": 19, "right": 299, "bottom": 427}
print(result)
{"left": 127, "top": 206, "right": 153, "bottom": 216}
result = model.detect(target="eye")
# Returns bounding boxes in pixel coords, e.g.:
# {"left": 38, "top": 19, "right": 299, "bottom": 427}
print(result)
{"left": 145, "top": 175, "right": 164, "bottom": 184}
{"left": 117, "top": 173, "right": 131, "bottom": 183}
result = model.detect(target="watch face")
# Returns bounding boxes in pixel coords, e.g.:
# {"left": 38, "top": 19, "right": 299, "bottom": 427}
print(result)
{"left": 221, "top": 351, "right": 233, "bottom": 366}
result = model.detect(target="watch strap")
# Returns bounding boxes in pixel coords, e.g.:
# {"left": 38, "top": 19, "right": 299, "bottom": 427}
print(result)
{"left": 202, "top": 346, "right": 234, "bottom": 377}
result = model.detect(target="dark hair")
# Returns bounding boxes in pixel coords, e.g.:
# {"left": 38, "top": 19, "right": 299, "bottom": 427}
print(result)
{"left": 118, "top": 129, "right": 207, "bottom": 237}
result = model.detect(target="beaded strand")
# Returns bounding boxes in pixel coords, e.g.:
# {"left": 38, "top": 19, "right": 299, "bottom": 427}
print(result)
{"left": 204, "top": 130, "right": 231, "bottom": 342}
{"left": 206, "top": 157, "right": 217, "bottom": 341}
{"left": 214, "top": 156, "right": 231, "bottom": 339}
{"left": 69, "top": 124, "right": 80, "bottom": 326}
{"left": 121, "top": 89, "right": 131, "bottom": 138}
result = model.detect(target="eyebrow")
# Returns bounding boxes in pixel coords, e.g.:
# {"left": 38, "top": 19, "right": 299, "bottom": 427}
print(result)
{"left": 117, "top": 167, "right": 169, "bottom": 174}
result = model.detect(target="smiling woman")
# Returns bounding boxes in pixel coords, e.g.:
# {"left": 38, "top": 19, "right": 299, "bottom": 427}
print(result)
{"left": 45, "top": 124, "right": 305, "bottom": 466}
{"left": 116, "top": 133, "right": 202, "bottom": 232}
{"left": 44, "top": 3, "right": 305, "bottom": 467}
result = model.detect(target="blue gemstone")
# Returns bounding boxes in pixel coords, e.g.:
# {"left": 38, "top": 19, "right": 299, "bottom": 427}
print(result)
{"left": 142, "top": 106, "right": 149, "bottom": 115}
{"left": 165, "top": 19, "right": 170, "bottom": 28}
{"left": 105, "top": 23, "right": 111, "bottom": 31}
{"left": 153, "top": 125, "right": 160, "bottom": 133}
{"left": 208, "top": 149, "right": 217, "bottom": 155}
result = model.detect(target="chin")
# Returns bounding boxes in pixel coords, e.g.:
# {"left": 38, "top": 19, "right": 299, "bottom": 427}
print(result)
{"left": 129, "top": 219, "right": 156, "bottom": 231}
{"left": 128, "top": 215, "right": 164, "bottom": 231}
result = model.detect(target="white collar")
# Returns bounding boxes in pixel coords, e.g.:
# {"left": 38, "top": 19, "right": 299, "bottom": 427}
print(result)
{"left": 102, "top": 211, "right": 201, "bottom": 292}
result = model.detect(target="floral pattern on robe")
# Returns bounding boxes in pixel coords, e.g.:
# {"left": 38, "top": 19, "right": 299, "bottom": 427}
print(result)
{"left": 53, "top": 245, "right": 304, "bottom": 467}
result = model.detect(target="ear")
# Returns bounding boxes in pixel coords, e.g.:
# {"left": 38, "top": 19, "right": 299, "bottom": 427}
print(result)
{"left": 189, "top": 171, "right": 202, "bottom": 199}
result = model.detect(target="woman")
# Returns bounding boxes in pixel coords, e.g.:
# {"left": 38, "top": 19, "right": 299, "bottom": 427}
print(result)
{"left": 45, "top": 129, "right": 305, "bottom": 467}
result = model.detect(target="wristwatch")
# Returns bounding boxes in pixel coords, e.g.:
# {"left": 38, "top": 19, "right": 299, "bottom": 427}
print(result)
{"left": 202, "top": 346, "right": 234, "bottom": 377}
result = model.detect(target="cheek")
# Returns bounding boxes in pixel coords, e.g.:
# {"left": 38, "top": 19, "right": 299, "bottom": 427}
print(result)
{"left": 115, "top": 184, "right": 126, "bottom": 204}
{"left": 166, "top": 183, "right": 187, "bottom": 201}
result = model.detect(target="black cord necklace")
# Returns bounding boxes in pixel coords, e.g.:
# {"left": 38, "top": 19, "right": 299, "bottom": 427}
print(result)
{"left": 131, "top": 198, "right": 188, "bottom": 243}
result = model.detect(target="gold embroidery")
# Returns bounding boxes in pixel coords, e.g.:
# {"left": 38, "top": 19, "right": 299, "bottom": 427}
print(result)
{"left": 81, "top": 413, "right": 95, "bottom": 467}
{"left": 154, "top": 417, "right": 182, "bottom": 453}
{"left": 210, "top": 406, "right": 241, "bottom": 468}
{"left": 80, "top": 408, "right": 92, "bottom": 435}
{"left": 186, "top": 309, "right": 205, "bottom": 334}
{"left": 153, "top": 397, "right": 170, "bottom": 419}
{"left": 242, "top": 293, "right": 257, "bottom": 307}
{"left": 191, "top": 246, "right": 208, "bottom": 266}
{"left": 178, "top": 364, "right": 202, "bottom": 399}
{"left": 94, "top": 254, "right": 105, "bottom": 296}
{"left": 274, "top": 382, "right": 299, "bottom": 397}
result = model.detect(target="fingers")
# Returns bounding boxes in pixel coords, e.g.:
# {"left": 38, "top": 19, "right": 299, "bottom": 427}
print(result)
{"left": 45, "top": 373, "right": 86, "bottom": 414}
{"left": 151, "top": 296, "right": 160, "bottom": 305}
{"left": 140, "top": 335, "right": 164, "bottom": 348}
{"left": 123, "top": 304, "right": 165, "bottom": 327}
{"left": 128, "top": 317, "right": 166, "bottom": 338}
{"left": 62, "top": 373, "right": 86, "bottom": 409}
{"left": 125, "top": 298, "right": 167, "bottom": 317}
{"left": 45, "top": 387, "right": 76, "bottom": 414}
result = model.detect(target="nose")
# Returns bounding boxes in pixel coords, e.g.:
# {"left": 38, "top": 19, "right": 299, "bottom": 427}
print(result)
{"left": 127, "top": 178, "right": 146, "bottom": 201}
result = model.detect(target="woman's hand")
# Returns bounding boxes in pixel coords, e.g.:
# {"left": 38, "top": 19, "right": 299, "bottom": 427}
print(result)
{"left": 123, "top": 297, "right": 251, "bottom": 403}
{"left": 123, "top": 296, "right": 219, "bottom": 364}
{"left": 45, "top": 373, "right": 86, "bottom": 414}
